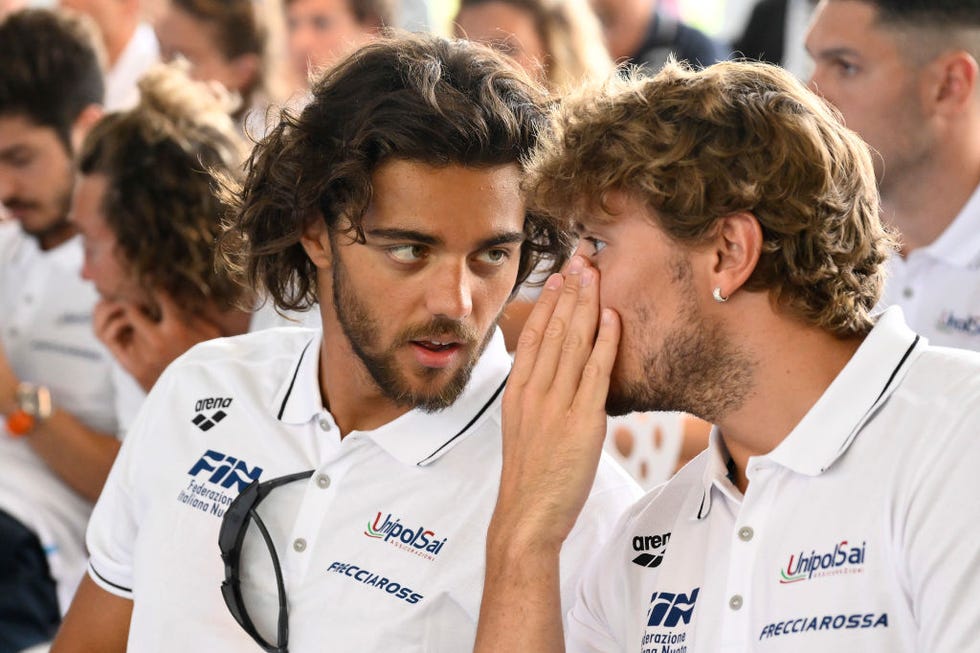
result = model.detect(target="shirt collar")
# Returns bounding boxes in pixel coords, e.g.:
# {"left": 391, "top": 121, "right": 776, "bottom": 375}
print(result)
{"left": 692, "top": 306, "right": 923, "bottom": 520}
{"left": 273, "top": 329, "right": 511, "bottom": 467}
{"left": 765, "top": 306, "right": 922, "bottom": 476}
{"left": 693, "top": 427, "right": 741, "bottom": 520}
{"left": 922, "top": 181, "right": 980, "bottom": 269}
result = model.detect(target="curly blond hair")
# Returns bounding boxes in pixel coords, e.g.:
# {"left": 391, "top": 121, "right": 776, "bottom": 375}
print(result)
{"left": 527, "top": 59, "right": 896, "bottom": 337}
{"left": 79, "top": 64, "right": 246, "bottom": 315}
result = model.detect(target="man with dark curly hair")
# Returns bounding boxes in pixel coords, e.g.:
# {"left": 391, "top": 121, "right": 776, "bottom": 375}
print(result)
{"left": 475, "top": 59, "right": 980, "bottom": 652}
{"left": 0, "top": 9, "right": 130, "bottom": 650}
{"left": 53, "top": 34, "right": 640, "bottom": 652}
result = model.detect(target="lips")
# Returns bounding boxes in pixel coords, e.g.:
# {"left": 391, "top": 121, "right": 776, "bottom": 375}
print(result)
{"left": 413, "top": 339, "right": 459, "bottom": 352}
{"left": 409, "top": 337, "right": 467, "bottom": 369}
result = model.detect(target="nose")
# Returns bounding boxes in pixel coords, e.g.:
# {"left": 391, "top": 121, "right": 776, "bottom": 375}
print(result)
{"left": 426, "top": 261, "right": 473, "bottom": 321}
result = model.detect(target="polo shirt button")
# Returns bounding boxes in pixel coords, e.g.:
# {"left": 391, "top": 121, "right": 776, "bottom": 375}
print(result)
{"left": 729, "top": 594, "right": 743, "bottom": 611}
{"left": 737, "top": 526, "right": 754, "bottom": 542}
{"left": 315, "top": 474, "right": 330, "bottom": 489}
{"left": 318, "top": 417, "right": 331, "bottom": 431}
{"left": 903, "top": 287, "right": 913, "bottom": 299}
{"left": 293, "top": 538, "right": 307, "bottom": 553}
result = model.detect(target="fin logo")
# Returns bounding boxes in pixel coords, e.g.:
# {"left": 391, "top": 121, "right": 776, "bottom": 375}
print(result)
{"left": 632, "top": 532, "right": 671, "bottom": 568}
{"left": 646, "top": 588, "right": 699, "bottom": 628}
{"left": 187, "top": 449, "right": 262, "bottom": 492}
{"left": 192, "top": 397, "right": 233, "bottom": 431}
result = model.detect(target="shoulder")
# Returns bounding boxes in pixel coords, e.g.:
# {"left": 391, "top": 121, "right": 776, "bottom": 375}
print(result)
{"left": 170, "top": 326, "right": 318, "bottom": 371}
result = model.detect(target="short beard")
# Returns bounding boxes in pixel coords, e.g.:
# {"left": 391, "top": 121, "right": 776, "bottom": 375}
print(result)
{"left": 606, "top": 259, "right": 754, "bottom": 423}
{"left": 331, "top": 252, "right": 494, "bottom": 412}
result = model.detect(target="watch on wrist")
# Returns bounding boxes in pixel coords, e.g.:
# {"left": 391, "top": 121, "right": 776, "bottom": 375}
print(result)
{"left": 6, "top": 382, "right": 52, "bottom": 437}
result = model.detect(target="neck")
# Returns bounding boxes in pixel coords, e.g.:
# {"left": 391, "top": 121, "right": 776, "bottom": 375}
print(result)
{"left": 710, "top": 306, "right": 864, "bottom": 493}
{"left": 104, "top": 18, "right": 139, "bottom": 67}
{"left": 882, "top": 121, "right": 980, "bottom": 255}
{"left": 37, "top": 220, "right": 77, "bottom": 251}
{"left": 199, "top": 303, "right": 253, "bottom": 338}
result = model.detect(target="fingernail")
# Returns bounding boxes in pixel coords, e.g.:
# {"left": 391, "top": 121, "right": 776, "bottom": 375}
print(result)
{"left": 581, "top": 268, "right": 594, "bottom": 287}
{"left": 568, "top": 256, "right": 584, "bottom": 274}
{"left": 545, "top": 273, "right": 563, "bottom": 290}
{"left": 602, "top": 308, "right": 615, "bottom": 324}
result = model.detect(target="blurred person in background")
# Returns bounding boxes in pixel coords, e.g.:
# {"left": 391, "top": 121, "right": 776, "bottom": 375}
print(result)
{"left": 807, "top": 0, "right": 980, "bottom": 351}
{"left": 60, "top": 0, "right": 159, "bottom": 110}
{"left": 591, "top": 0, "right": 728, "bottom": 70}
{"left": 72, "top": 63, "right": 313, "bottom": 401}
{"left": 285, "top": 0, "right": 393, "bottom": 90}
{"left": 0, "top": 9, "right": 127, "bottom": 650}
{"left": 154, "top": 0, "right": 285, "bottom": 136}
{"left": 453, "top": 0, "right": 612, "bottom": 92}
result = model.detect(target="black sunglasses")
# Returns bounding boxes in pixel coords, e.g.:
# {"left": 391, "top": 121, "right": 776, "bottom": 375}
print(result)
{"left": 219, "top": 469, "right": 314, "bottom": 653}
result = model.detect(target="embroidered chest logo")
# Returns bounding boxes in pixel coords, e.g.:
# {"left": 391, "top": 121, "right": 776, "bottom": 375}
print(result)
{"left": 642, "top": 587, "right": 699, "bottom": 653}
{"left": 192, "top": 396, "right": 233, "bottom": 431}
{"left": 364, "top": 511, "right": 448, "bottom": 561}
{"left": 780, "top": 539, "right": 867, "bottom": 584}
{"left": 632, "top": 531, "right": 671, "bottom": 568}
{"left": 176, "top": 449, "right": 263, "bottom": 518}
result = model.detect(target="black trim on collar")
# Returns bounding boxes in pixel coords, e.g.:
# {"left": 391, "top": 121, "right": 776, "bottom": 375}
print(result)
{"left": 277, "top": 339, "right": 314, "bottom": 420}
{"left": 415, "top": 375, "right": 508, "bottom": 466}
{"left": 875, "top": 335, "right": 920, "bottom": 405}
{"left": 90, "top": 564, "right": 133, "bottom": 594}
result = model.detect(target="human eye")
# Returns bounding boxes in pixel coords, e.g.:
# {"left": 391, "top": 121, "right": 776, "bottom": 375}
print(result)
{"left": 475, "top": 247, "right": 512, "bottom": 266}
{"left": 582, "top": 235, "right": 607, "bottom": 256}
{"left": 833, "top": 57, "right": 859, "bottom": 77}
{"left": 386, "top": 244, "right": 428, "bottom": 263}
{"left": 312, "top": 15, "right": 333, "bottom": 30}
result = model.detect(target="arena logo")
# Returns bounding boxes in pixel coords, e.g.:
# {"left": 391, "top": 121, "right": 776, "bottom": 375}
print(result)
{"left": 187, "top": 449, "right": 263, "bottom": 492}
{"left": 365, "top": 512, "right": 448, "bottom": 560}
{"left": 632, "top": 531, "right": 671, "bottom": 568}
{"left": 780, "top": 539, "right": 866, "bottom": 584}
{"left": 192, "top": 396, "right": 233, "bottom": 431}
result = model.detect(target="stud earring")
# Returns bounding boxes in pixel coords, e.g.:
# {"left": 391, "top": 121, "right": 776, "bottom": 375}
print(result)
{"left": 712, "top": 287, "right": 729, "bottom": 303}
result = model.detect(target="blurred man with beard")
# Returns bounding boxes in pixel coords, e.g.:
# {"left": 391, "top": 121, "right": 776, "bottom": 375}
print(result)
{"left": 0, "top": 8, "right": 129, "bottom": 651}
{"left": 53, "top": 34, "right": 640, "bottom": 652}
{"left": 475, "top": 59, "right": 980, "bottom": 652}
{"left": 806, "top": 0, "right": 980, "bottom": 352}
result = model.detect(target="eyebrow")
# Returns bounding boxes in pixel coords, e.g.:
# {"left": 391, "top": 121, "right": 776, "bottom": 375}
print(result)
{"left": 806, "top": 45, "right": 862, "bottom": 60}
{"left": 365, "top": 228, "right": 526, "bottom": 250}
{"left": 0, "top": 144, "right": 30, "bottom": 162}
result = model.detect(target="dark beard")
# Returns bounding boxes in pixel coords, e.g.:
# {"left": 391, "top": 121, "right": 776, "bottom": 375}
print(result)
{"left": 606, "top": 260, "right": 754, "bottom": 422}
{"left": 331, "top": 253, "right": 495, "bottom": 412}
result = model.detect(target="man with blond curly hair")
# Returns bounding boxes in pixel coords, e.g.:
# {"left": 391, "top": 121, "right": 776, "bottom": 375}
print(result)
{"left": 475, "top": 59, "right": 980, "bottom": 652}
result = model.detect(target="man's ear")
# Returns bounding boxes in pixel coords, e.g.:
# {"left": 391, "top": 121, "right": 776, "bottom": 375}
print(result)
{"left": 927, "top": 50, "right": 978, "bottom": 116}
{"left": 70, "top": 103, "right": 104, "bottom": 153}
{"left": 299, "top": 215, "right": 333, "bottom": 269}
{"left": 708, "top": 211, "right": 763, "bottom": 301}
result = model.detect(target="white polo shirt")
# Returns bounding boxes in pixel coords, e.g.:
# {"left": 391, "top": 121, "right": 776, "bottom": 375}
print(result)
{"left": 881, "top": 182, "right": 980, "bottom": 351}
{"left": 103, "top": 23, "right": 159, "bottom": 112}
{"left": 0, "top": 222, "right": 121, "bottom": 611}
{"left": 567, "top": 307, "right": 980, "bottom": 652}
{"left": 87, "top": 326, "right": 641, "bottom": 651}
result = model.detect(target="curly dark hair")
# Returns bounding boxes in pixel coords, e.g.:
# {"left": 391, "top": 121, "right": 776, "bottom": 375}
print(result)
{"left": 527, "top": 60, "right": 896, "bottom": 337}
{"left": 78, "top": 65, "right": 246, "bottom": 315}
{"left": 218, "top": 32, "right": 569, "bottom": 312}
